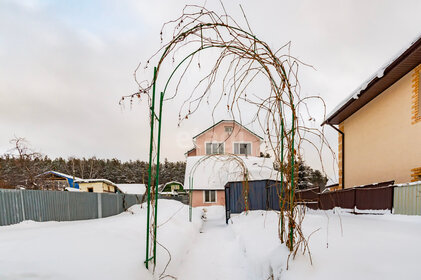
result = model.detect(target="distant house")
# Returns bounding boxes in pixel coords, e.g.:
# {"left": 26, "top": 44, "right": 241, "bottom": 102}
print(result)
{"left": 186, "top": 120, "right": 263, "bottom": 157}
{"left": 35, "top": 171, "right": 81, "bottom": 190}
{"left": 323, "top": 34, "right": 421, "bottom": 189}
{"left": 184, "top": 120, "right": 278, "bottom": 207}
{"left": 76, "top": 179, "right": 117, "bottom": 193}
{"left": 161, "top": 181, "right": 185, "bottom": 195}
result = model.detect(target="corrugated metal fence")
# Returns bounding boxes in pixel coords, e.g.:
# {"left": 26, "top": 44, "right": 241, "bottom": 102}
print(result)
{"left": 313, "top": 185, "right": 394, "bottom": 211}
{"left": 0, "top": 189, "right": 142, "bottom": 226}
{"left": 225, "top": 180, "right": 421, "bottom": 221}
{"left": 225, "top": 180, "right": 282, "bottom": 223}
{"left": 393, "top": 182, "right": 421, "bottom": 215}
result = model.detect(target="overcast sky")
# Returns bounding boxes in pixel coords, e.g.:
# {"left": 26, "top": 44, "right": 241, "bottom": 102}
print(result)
{"left": 1, "top": 0, "right": 421, "bottom": 180}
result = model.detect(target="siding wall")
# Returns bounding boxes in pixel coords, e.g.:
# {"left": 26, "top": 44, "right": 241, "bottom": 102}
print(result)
{"left": 191, "top": 190, "right": 225, "bottom": 207}
{"left": 341, "top": 68, "right": 421, "bottom": 188}
{"left": 195, "top": 121, "right": 261, "bottom": 156}
{"left": 78, "top": 182, "right": 116, "bottom": 193}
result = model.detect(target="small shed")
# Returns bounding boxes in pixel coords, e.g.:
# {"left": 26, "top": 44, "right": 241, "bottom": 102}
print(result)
{"left": 161, "top": 181, "right": 185, "bottom": 194}
{"left": 75, "top": 179, "right": 117, "bottom": 193}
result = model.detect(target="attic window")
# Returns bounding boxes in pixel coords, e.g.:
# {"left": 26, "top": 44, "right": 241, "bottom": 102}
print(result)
{"left": 225, "top": 126, "right": 233, "bottom": 133}
{"left": 412, "top": 65, "right": 421, "bottom": 124}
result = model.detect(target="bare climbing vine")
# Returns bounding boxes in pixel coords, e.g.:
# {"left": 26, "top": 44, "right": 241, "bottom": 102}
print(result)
{"left": 121, "top": 3, "right": 335, "bottom": 271}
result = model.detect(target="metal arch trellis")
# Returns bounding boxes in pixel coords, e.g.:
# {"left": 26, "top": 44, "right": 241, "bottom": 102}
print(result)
{"left": 141, "top": 16, "right": 299, "bottom": 269}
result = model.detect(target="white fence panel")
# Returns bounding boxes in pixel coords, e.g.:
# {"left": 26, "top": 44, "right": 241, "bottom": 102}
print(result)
{"left": 393, "top": 182, "right": 421, "bottom": 215}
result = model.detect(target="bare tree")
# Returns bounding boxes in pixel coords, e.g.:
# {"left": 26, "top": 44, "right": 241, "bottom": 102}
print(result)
{"left": 8, "top": 137, "right": 42, "bottom": 188}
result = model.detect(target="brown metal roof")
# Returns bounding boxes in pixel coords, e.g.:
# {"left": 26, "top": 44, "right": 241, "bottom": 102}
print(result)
{"left": 192, "top": 120, "right": 263, "bottom": 140}
{"left": 323, "top": 34, "right": 421, "bottom": 125}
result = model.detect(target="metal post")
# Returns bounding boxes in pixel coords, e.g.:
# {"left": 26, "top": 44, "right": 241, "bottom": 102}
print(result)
{"left": 20, "top": 190, "right": 26, "bottom": 221}
{"left": 289, "top": 109, "right": 295, "bottom": 251}
{"left": 97, "top": 193, "right": 102, "bottom": 218}
{"left": 189, "top": 177, "right": 193, "bottom": 222}
{"left": 153, "top": 91, "right": 164, "bottom": 266}
{"left": 280, "top": 120, "right": 284, "bottom": 243}
{"left": 145, "top": 67, "right": 157, "bottom": 269}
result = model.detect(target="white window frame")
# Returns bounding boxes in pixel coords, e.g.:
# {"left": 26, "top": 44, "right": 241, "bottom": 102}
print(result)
{"left": 233, "top": 142, "right": 252, "bottom": 156}
{"left": 203, "top": 190, "right": 217, "bottom": 203}
{"left": 205, "top": 142, "right": 225, "bottom": 155}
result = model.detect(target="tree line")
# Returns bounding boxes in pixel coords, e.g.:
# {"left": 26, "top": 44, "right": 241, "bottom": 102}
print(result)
{"left": 0, "top": 137, "right": 185, "bottom": 189}
{"left": 0, "top": 155, "right": 186, "bottom": 189}
{"left": 0, "top": 138, "right": 327, "bottom": 190}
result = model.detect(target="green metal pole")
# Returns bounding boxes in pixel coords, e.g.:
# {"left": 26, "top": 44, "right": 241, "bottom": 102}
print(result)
{"left": 189, "top": 177, "right": 193, "bottom": 222}
{"left": 289, "top": 109, "right": 295, "bottom": 251}
{"left": 153, "top": 91, "right": 164, "bottom": 266}
{"left": 145, "top": 67, "right": 157, "bottom": 269}
{"left": 280, "top": 119, "right": 285, "bottom": 243}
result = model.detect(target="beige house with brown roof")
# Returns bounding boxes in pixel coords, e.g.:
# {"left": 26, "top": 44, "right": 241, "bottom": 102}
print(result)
{"left": 323, "top": 35, "right": 421, "bottom": 189}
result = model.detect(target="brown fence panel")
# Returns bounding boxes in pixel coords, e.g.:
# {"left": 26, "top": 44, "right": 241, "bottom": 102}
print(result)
{"left": 296, "top": 188, "right": 319, "bottom": 210}
{"left": 336, "top": 189, "right": 355, "bottom": 209}
{"left": 295, "top": 181, "right": 395, "bottom": 211}
{"left": 319, "top": 192, "right": 337, "bottom": 210}
{"left": 318, "top": 189, "right": 355, "bottom": 210}
{"left": 355, "top": 186, "right": 393, "bottom": 210}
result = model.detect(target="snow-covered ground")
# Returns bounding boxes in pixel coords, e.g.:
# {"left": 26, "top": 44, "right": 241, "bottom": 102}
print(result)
{"left": 1, "top": 200, "right": 420, "bottom": 280}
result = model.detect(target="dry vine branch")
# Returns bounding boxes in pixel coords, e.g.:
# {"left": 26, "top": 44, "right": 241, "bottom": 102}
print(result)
{"left": 121, "top": 4, "right": 334, "bottom": 270}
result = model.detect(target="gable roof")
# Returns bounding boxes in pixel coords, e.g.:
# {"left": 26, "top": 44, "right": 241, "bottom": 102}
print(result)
{"left": 323, "top": 33, "right": 421, "bottom": 125}
{"left": 75, "top": 178, "right": 117, "bottom": 187}
{"left": 193, "top": 120, "right": 263, "bottom": 140}
{"left": 36, "top": 171, "right": 81, "bottom": 180}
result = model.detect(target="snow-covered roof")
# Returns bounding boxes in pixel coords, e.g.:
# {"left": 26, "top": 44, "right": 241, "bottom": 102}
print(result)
{"left": 36, "top": 171, "right": 82, "bottom": 180}
{"left": 75, "top": 178, "right": 117, "bottom": 187}
{"left": 116, "top": 184, "right": 146, "bottom": 195}
{"left": 184, "top": 155, "right": 280, "bottom": 190}
{"left": 65, "top": 187, "right": 81, "bottom": 192}
{"left": 324, "top": 32, "right": 421, "bottom": 125}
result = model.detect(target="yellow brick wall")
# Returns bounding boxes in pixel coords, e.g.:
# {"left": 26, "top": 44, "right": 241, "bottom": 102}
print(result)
{"left": 411, "top": 64, "right": 421, "bottom": 124}
{"left": 338, "top": 123, "right": 344, "bottom": 189}
{"left": 411, "top": 167, "right": 421, "bottom": 182}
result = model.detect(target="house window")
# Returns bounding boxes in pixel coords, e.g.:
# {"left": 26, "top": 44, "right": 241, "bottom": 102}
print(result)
{"left": 204, "top": 190, "right": 216, "bottom": 203}
{"left": 234, "top": 143, "right": 251, "bottom": 155}
{"left": 224, "top": 126, "right": 233, "bottom": 133}
{"left": 206, "top": 143, "right": 224, "bottom": 155}
{"left": 87, "top": 187, "right": 94, "bottom": 192}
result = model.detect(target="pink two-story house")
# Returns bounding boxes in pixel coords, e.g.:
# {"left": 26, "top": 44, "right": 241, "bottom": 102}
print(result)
{"left": 184, "top": 120, "right": 266, "bottom": 207}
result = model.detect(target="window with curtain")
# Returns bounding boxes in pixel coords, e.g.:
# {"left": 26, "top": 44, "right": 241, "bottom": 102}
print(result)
{"left": 234, "top": 143, "right": 251, "bottom": 155}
